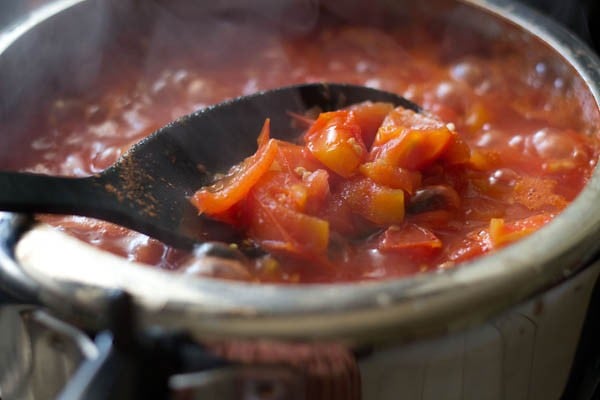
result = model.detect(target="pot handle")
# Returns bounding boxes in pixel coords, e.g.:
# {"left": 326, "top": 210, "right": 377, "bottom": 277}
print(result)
{"left": 56, "top": 290, "right": 305, "bottom": 400}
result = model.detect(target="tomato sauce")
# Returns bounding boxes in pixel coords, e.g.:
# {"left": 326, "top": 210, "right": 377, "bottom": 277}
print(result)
{"left": 7, "top": 14, "right": 599, "bottom": 283}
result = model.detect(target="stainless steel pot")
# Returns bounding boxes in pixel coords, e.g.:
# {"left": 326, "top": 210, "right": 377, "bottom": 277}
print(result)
{"left": 2, "top": 1, "right": 600, "bottom": 399}
{"left": 0, "top": 0, "right": 599, "bottom": 347}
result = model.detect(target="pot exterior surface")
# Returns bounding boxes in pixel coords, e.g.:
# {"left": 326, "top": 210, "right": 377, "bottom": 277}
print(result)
{"left": 360, "top": 261, "right": 600, "bottom": 400}
{"left": 1, "top": 262, "right": 596, "bottom": 399}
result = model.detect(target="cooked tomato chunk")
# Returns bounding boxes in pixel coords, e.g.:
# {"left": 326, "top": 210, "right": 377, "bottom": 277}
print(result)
{"left": 246, "top": 171, "right": 330, "bottom": 255}
{"left": 305, "top": 110, "right": 367, "bottom": 178}
{"left": 378, "top": 224, "right": 442, "bottom": 257}
{"left": 191, "top": 120, "right": 278, "bottom": 214}
{"left": 489, "top": 214, "right": 553, "bottom": 248}
{"left": 340, "top": 177, "right": 406, "bottom": 226}
{"left": 370, "top": 108, "right": 454, "bottom": 170}
{"left": 348, "top": 101, "right": 394, "bottom": 148}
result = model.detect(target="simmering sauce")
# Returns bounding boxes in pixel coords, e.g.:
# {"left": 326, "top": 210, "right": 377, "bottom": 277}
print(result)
{"left": 8, "top": 11, "right": 599, "bottom": 283}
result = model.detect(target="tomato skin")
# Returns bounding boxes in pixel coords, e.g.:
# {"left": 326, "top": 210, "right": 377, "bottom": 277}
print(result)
{"left": 192, "top": 120, "right": 278, "bottom": 215}
{"left": 359, "top": 161, "right": 422, "bottom": 194}
{"left": 441, "top": 133, "right": 471, "bottom": 165}
{"left": 302, "top": 169, "right": 330, "bottom": 214}
{"left": 245, "top": 171, "right": 330, "bottom": 255}
{"left": 370, "top": 108, "right": 453, "bottom": 170}
{"left": 489, "top": 214, "right": 553, "bottom": 248}
{"left": 305, "top": 110, "right": 367, "bottom": 178}
{"left": 247, "top": 200, "right": 330, "bottom": 255}
{"left": 378, "top": 224, "right": 442, "bottom": 258}
{"left": 348, "top": 101, "right": 394, "bottom": 148}
{"left": 274, "top": 141, "right": 323, "bottom": 174}
{"left": 203, "top": 201, "right": 246, "bottom": 227}
{"left": 447, "top": 229, "right": 492, "bottom": 263}
{"left": 341, "top": 177, "right": 405, "bottom": 226}
{"left": 447, "top": 213, "right": 553, "bottom": 263}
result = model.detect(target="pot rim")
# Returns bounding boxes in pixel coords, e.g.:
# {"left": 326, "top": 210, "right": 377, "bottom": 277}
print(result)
{"left": 1, "top": 0, "right": 600, "bottom": 344}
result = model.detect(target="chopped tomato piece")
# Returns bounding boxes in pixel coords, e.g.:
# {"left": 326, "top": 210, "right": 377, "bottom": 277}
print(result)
{"left": 305, "top": 110, "right": 367, "bottom": 177}
{"left": 348, "top": 101, "right": 394, "bottom": 148}
{"left": 274, "top": 141, "right": 323, "bottom": 174}
{"left": 321, "top": 193, "right": 358, "bottom": 237}
{"left": 302, "top": 169, "right": 331, "bottom": 214}
{"left": 447, "top": 229, "right": 492, "bottom": 263}
{"left": 249, "top": 171, "right": 307, "bottom": 211}
{"left": 378, "top": 224, "right": 442, "bottom": 256}
{"left": 248, "top": 201, "right": 330, "bottom": 255}
{"left": 202, "top": 201, "right": 245, "bottom": 227}
{"left": 441, "top": 132, "right": 471, "bottom": 165}
{"left": 191, "top": 120, "right": 278, "bottom": 215}
{"left": 489, "top": 214, "right": 553, "bottom": 248}
{"left": 246, "top": 171, "right": 330, "bottom": 255}
{"left": 256, "top": 118, "right": 271, "bottom": 146}
{"left": 359, "top": 161, "right": 422, "bottom": 193}
{"left": 342, "top": 177, "right": 405, "bottom": 226}
{"left": 370, "top": 108, "right": 453, "bottom": 169}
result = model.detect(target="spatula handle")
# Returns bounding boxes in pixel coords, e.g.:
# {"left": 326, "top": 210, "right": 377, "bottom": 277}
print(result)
{"left": 0, "top": 171, "right": 203, "bottom": 249}
{"left": 0, "top": 171, "right": 111, "bottom": 216}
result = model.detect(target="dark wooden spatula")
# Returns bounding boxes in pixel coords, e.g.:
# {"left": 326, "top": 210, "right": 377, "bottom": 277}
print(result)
{"left": 0, "top": 83, "right": 420, "bottom": 249}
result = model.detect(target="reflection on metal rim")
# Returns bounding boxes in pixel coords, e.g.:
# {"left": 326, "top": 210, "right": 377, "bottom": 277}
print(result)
{"left": 0, "top": 0, "right": 87, "bottom": 54}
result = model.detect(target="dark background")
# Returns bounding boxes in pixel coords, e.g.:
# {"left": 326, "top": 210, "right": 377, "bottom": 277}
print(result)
{"left": 0, "top": 0, "right": 597, "bottom": 49}
{"left": 0, "top": 0, "right": 598, "bottom": 50}
{"left": 517, "top": 3, "right": 600, "bottom": 399}
{"left": 520, "top": 0, "right": 599, "bottom": 51}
